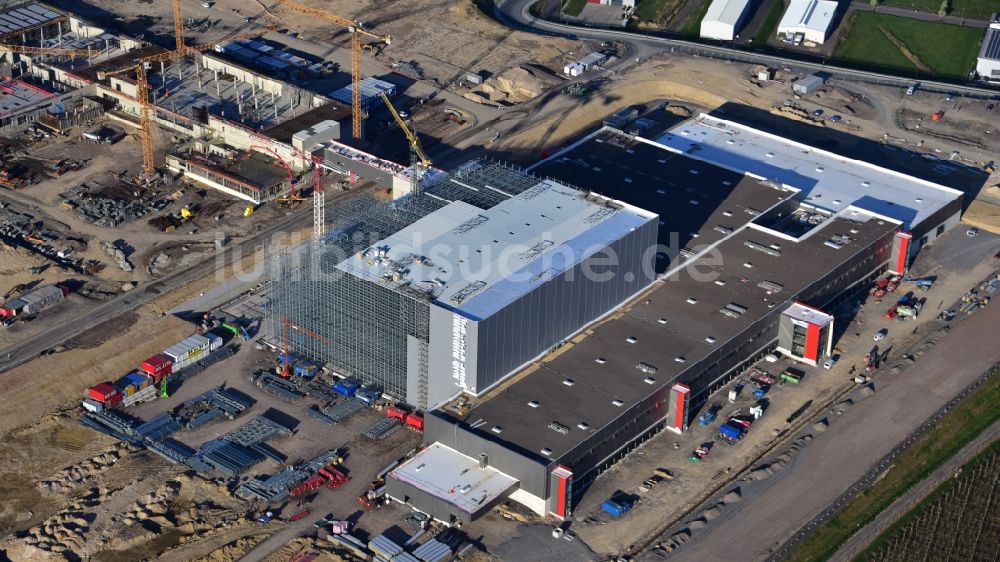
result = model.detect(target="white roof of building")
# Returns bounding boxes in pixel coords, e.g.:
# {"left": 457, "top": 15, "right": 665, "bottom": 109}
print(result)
{"left": 337, "top": 179, "right": 656, "bottom": 320}
{"left": 655, "top": 114, "right": 963, "bottom": 231}
{"left": 778, "top": 0, "right": 837, "bottom": 33}
{"left": 783, "top": 302, "right": 834, "bottom": 326}
{"left": 388, "top": 442, "right": 519, "bottom": 516}
{"left": 702, "top": 0, "right": 752, "bottom": 26}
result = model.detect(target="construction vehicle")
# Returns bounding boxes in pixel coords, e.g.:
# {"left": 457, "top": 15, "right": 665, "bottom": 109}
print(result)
{"left": 279, "top": 318, "right": 335, "bottom": 378}
{"left": 2, "top": 284, "right": 26, "bottom": 300}
{"left": 689, "top": 445, "right": 710, "bottom": 463}
{"left": 653, "top": 467, "right": 674, "bottom": 480}
{"left": 698, "top": 407, "right": 717, "bottom": 426}
{"left": 381, "top": 91, "right": 431, "bottom": 194}
{"left": 274, "top": 0, "right": 391, "bottom": 140}
{"left": 243, "top": 205, "right": 254, "bottom": 217}
{"left": 179, "top": 207, "right": 194, "bottom": 221}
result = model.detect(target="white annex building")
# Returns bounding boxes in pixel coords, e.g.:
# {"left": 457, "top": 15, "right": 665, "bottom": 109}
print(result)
{"left": 700, "top": 0, "right": 753, "bottom": 41}
{"left": 777, "top": 0, "right": 838, "bottom": 45}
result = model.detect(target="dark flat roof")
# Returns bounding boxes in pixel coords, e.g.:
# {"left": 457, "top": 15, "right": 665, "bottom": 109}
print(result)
{"left": 531, "top": 130, "right": 792, "bottom": 270}
{"left": 443, "top": 134, "right": 900, "bottom": 461}
{"left": 261, "top": 101, "right": 352, "bottom": 144}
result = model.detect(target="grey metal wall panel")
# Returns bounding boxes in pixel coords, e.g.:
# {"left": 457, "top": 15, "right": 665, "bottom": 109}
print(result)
{"left": 427, "top": 412, "right": 550, "bottom": 498}
{"left": 467, "top": 217, "right": 658, "bottom": 395}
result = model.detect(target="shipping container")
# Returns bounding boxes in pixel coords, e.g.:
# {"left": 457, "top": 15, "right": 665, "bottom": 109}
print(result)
{"left": 125, "top": 372, "right": 151, "bottom": 390}
{"left": 164, "top": 334, "right": 210, "bottom": 365}
{"left": 386, "top": 406, "right": 408, "bottom": 420}
{"left": 141, "top": 354, "right": 173, "bottom": 382}
{"left": 718, "top": 422, "right": 745, "bottom": 441}
{"left": 81, "top": 398, "right": 104, "bottom": 413}
{"left": 404, "top": 412, "right": 424, "bottom": 431}
{"left": 89, "top": 383, "right": 117, "bottom": 402}
{"left": 333, "top": 378, "right": 360, "bottom": 397}
{"left": 601, "top": 499, "right": 631, "bottom": 517}
{"left": 204, "top": 332, "right": 223, "bottom": 352}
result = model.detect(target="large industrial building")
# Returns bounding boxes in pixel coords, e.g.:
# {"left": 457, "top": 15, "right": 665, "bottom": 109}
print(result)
{"left": 385, "top": 117, "right": 965, "bottom": 523}
{"left": 269, "top": 160, "right": 658, "bottom": 410}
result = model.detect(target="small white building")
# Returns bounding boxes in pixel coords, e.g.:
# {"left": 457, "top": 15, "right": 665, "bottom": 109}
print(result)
{"left": 777, "top": 0, "right": 838, "bottom": 45}
{"left": 976, "top": 20, "right": 1000, "bottom": 80}
{"left": 700, "top": 0, "right": 754, "bottom": 41}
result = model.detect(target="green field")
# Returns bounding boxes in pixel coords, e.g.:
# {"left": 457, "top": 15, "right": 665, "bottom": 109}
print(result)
{"left": 681, "top": 0, "right": 714, "bottom": 37}
{"left": 634, "top": 0, "right": 684, "bottom": 26}
{"left": 881, "top": 0, "right": 1000, "bottom": 20}
{"left": 561, "top": 0, "right": 588, "bottom": 17}
{"left": 833, "top": 12, "right": 982, "bottom": 80}
{"left": 754, "top": 0, "right": 787, "bottom": 46}
{"left": 859, "top": 441, "right": 1000, "bottom": 562}
{"left": 785, "top": 368, "right": 1000, "bottom": 562}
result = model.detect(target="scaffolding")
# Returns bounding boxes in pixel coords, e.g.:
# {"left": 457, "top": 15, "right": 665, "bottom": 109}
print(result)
{"left": 268, "top": 160, "right": 540, "bottom": 408}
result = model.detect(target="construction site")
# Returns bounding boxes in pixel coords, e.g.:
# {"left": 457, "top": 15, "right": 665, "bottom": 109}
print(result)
{"left": 0, "top": 0, "right": 998, "bottom": 561}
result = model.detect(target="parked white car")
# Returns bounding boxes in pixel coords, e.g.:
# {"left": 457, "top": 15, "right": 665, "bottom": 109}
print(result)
{"left": 874, "top": 329, "right": 888, "bottom": 342}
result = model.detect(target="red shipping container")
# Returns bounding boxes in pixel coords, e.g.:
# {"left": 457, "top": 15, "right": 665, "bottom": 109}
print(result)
{"left": 89, "top": 382, "right": 118, "bottom": 402}
{"left": 386, "top": 406, "right": 408, "bottom": 420}
{"left": 141, "top": 354, "right": 173, "bottom": 382}
{"left": 405, "top": 413, "right": 424, "bottom": 431}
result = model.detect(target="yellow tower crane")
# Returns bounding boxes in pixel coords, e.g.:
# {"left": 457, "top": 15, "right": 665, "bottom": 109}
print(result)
{"left": 271, "top": 0, "right": 390, "bottom": 140}
{"left": 0, "top": 44, "right": 95, "bottom": 57}
{"left": 172, "top": 0, "right": 186, "bottom": 53}
{"left": 97, "top": 32, "right": 266, "bottom": 177}
{"left": 380, "top": 92, "right": 430, "bottom": 194}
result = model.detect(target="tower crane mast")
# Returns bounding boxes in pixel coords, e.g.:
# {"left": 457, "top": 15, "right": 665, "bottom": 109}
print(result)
{"left": 271, "top": 0, "right": 390, "bottom": 140}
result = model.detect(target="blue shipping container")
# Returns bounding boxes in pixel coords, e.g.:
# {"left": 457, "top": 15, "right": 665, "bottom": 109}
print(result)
{"left": 601, "top": 499, "right": 631, "bottom": 517}
{"left": 719, "top": 423, "right": 744, "bottom": 441}
{"left": 125, "top": 372, "right": 148, "bottom": 387}
{"left": 333, "top": 380, "right": 359, "bottom": 397}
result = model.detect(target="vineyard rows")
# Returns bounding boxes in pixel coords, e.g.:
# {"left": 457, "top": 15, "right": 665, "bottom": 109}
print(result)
{"left": 861, "top": 445, "right": 1000, "bottom": 562}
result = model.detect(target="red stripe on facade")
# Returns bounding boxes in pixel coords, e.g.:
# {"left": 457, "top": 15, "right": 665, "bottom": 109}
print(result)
{"left": 804, "top": 323, "right": 820, "bottom": 361}
{"left": 556, "top": 475, "right": 566, "bottom": 517}
{"left": 673, "top": 392, "right": 685, "bottom": 429}
{"left": 895, "top": 234, "right": 910, "bottom": 274}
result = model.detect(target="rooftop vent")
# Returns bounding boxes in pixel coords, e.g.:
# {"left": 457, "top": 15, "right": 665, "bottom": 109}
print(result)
{"left": 705, "top": 336, "right": 716, "bottom": 344}
{"left": 744, "top": 240, "right": 781, "bottom": 257}
{"left": 541, "top": 448, "right": 552, "bottom": 456}
{"left": 743, "top": 261, "right": 754, "bottom": 268}
{"left": 680, "top": 248, "right": 696, "bottom": 258}
{"left": 527, "top": 400, "right": 540, "bottom": 408}
{"left": 548, "top": 421, "right": 570, "bottom": 435}
{"left": 758, "top": 280, "right": 784, "bottom": 293}
{"left": 720, "top": 303, "right": 748, "bottom": 318}
{"left": 674, "top": 356, "right": 686, "bottom": 363}
{"left": 689, "top": 199, "right": 700, "bottom": 206}
{"left": 595, "top": 357, "right": 607, "bottom": 364}
{"left": 577, "top": 422, "right": 590, "bottom": 430}
{"left": 612, "top": 399, "right": 625, "bottom": 407}
{"left": 643, "top": 377, "right": 656, "bottom": 384}
{"left": 491, "top": 426, "right": 503, "bottom": 434}
{"left": 637, "top": 362, "right": 657, "bottom": 374}
{"left": 563, "top": 378, "right": 575, "bottom": 386}
{"left": 714, "top": 225, "right": 734, "bottom": 235}
{"left": 690, "top": 169, "right": 699, "bottom": 175}
{"left": 657, "top": 188, "right": 666, "bottom": 195}
{"left": 626, "top": 336, "right": 638, "bottom": 344}
{"left": 715, "top": 279, "right": 727, "bottom": 286}
{"left": 686, "top": 298, "right": 698, "bottom": 304}
{"left": 723, "top": 211, "right": 733, "bottom": 217}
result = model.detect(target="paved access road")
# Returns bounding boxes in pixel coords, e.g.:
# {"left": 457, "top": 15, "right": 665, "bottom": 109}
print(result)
{"left": 829, "top": 418, "right": 1000, "bottom": 562}
{"left": 494, "top": 0, "right": 1000, "bottom": 99}
{"left": 654, "top": 300, "right": 1000, "bottom": 561}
